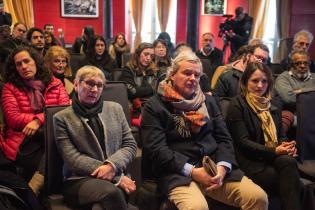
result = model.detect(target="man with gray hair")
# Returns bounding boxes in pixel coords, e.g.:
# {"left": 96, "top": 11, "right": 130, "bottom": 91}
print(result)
{"left": 281, "top": 29, "right": 315, "bottom": 73}
{"left": 196, "top": 32, "right": 223, "bottom": 77}
{"left": 141, "top": 50, "right": 268, "bottom": 210}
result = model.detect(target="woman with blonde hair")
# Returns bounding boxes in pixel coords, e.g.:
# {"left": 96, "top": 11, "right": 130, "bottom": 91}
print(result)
{"left": 44, "top": 45, "right": 74, "bottom": 96}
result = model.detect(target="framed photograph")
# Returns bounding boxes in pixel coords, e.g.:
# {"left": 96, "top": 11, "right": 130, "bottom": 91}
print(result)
{"left": 61, "top": 0, "right": 99, "bottom": 18}
{"left": 202, "top": 0, "right": 227, "bottom": 15}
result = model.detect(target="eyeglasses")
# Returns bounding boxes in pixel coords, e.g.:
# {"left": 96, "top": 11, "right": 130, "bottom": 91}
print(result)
{"left": 81, "top": 80, "right": 104, "bottom": 90}
{"left": 292, "top": 61, "right": 309, "bottom": 66}
{"left": 253, "top": 54, "right": 268, "bottom": 64}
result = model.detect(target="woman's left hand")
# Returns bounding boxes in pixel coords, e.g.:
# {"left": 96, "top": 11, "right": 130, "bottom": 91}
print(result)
{"left": 22, "top": 119, "right": 41, "bottom": 136}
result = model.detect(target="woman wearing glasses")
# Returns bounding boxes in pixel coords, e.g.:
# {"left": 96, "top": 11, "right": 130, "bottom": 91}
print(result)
{"left": 1, "top": 46, "right": 70, "bottom": 195}
{"left": 44, "top": 46, "right": 74, "bottom": 96}
{"left": 226, "top": 62, "right": 301, "bottom": 210}
{"left": 53, "top": 66, "right": 137, "bottom": 210}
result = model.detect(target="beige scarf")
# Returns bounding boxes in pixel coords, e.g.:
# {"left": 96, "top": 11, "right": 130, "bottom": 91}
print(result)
{"left": 245, "top": 92, "right": 278, "bottom": 148}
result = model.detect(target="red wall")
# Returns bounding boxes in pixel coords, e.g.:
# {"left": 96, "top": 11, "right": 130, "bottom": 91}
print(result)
{"left": 198, "top": 0, "right": 249, "bottom": 50}
{"left": 290, "top": 0, "right": 315, "bottom": 60}
{"left": 33, "top": 0, "right": 103, "bottom": 44}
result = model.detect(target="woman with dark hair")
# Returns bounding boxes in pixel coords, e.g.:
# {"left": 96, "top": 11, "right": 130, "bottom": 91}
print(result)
{"left": 108, "top": 33, "right": 130, "bottom": 68}
{"left": 157, "top": 32, "right": 175, "bottom": 57}
{"left": 72, "top": 25, "right": 95, "bottom": 55}
{"left": 44, "top": 45, "right": 74, "bottom": 96}
{"left": 226, "top": 62, "right": 301, "bottom": 210}
{"left": 44, "top": 31, "right": 58, "bottom": 50}
{"left": 153, "top": 39, "right": 171, "bottom": 72}
{"left": 86, "top": 35, "right": 117, "bottom": 80}
{"left": 120, "top": 42, "right": 160, "bottom": 123}
{"left": 1, "top": 46, "right": 70, "bottom": 195}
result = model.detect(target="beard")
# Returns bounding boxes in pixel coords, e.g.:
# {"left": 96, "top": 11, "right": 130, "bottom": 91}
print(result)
{"left": 294, "top": 71, "right": 310, "bottom": 80}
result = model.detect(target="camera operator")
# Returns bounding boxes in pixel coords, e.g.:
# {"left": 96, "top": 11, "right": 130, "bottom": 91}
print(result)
{"left": 0, "top": 0, "right": 12, "bottom": 27}
{"left": 226, "top": 7, "right": 253, "bottom": 55}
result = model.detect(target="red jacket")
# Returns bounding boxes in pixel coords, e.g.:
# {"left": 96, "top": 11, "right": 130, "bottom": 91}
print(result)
{"left": 1, "top": 76, "right": 70, "bottom": 160}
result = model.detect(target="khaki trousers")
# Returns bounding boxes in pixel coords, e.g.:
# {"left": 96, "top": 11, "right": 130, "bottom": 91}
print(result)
{"left": 168, "top": 176, "right": 268, "bottom": 210}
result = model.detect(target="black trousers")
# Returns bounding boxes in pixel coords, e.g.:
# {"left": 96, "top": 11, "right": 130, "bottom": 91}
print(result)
{"left": 15, "top": 130, "right": 45, "bottom": 181}
{"left": 63, "top": 177, "right": 128, "bottom": 210}
{"left": 249, "top": 155, "right": 301, "bottom": 210}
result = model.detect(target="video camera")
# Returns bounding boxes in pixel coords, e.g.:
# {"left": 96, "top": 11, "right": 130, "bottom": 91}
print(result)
{"left": 218, "top": 14, "right": 234, "bottom": 38}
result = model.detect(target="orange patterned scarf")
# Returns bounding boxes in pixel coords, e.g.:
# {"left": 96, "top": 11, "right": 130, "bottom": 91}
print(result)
{"left": 158, "top": 79, "right": 209, "bottom": 137}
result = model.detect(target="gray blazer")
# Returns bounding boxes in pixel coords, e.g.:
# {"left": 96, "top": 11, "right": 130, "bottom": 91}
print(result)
{"left": 53, "top": 101, "right": 137, "bottom": 180}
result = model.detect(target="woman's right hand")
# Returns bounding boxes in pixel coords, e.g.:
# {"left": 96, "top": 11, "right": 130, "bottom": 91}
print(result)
{"left": 118, "top": 176, "right": 136, "bottom": 194}
{"left": 275, "top": 141, "right": 297, "bottom": 156}
{"left": 91, "top": 163, "right": 115, "bottom": 181}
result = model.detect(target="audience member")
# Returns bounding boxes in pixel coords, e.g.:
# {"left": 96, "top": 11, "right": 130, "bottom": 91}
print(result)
{"left": 214, "top": 44, "right": 269, "bottom": 98}
{"left": 26, "top": 27, "right": 46, "bottom": 58}
{"left": 53, "top": 65, "right": 137, "bottom": 210}
{"left": 157, "top": 32, "right": 175, "bottom": 57}
{"left": 44, "top": 23, "right": 65, "bottom": 47}
{"left": 120, "top": 43, "right": 160, "bottom": 116}
{"left": 275, "top": 50, "right": 315, "bottom": 114}
{"left": 153, "top": 39, "right": 171, "bottom": 72}
{"left": 226, "top": 62, "right": 301, "bottom": 210}
{"left": 44, "top": 31, "right": 58, "bottom": 50}
{"left": 227, "top": 7, "right": 253, "bottom": 55}
{"left": 72, "top": 25, "right": 95, "bottom": 55}
{"left": 0, "top": 24, "right": 10, "bottom": 41}
{"left": 1, "top": 46, "right": 70, "bottom": 195}
{"left": 0, "top": 0, "right": 12, "bottom": 26}
{"left": 0, "top": 23, "right": 27, "bottom": 71}
{"left": 44, "top": 46, "right": 74, "bottom": 96}
{"left": 108, "top": 32, "right": 130, "bottom": 68}
{"left": 141, "top": 50, "right": 268, "bottom": 210}
{"left": 280, "top": 30, "right": 315, "bottom": 73}
{"left": 196, "top": 32, "right": 223, "bottom": 74}
{"left": 86, "top": 35, "right": 117, "bottom": 80}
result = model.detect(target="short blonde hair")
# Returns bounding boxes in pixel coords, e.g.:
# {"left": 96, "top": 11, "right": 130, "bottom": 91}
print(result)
{"left": 44, "top": 46, "right": 72, "bottom": 78}
{"left": 75, "top": 65, "right": 106, "bottom": 84}
{"left": 166, "top": 50, "right": 202, "bottom": 80}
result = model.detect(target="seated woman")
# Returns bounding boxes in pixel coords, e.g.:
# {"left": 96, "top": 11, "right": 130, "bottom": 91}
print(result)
{"left": 1, "top": 46, "right": 70, "bottom": 195}
{"left": 44, "top": 31, "right": 58, "bottom": 50}
{"left": 226, "top": 62, "right": 301, "bottom": 210}
{"left": 108, "top": 33, "right": 130, "bottom": 68}
{"left": 72, "top": 25, "right": 95, "bottom": 55}
{"left": 53, "top": 66, "right": 137, "bottom": 210}
{"left": 86, "top": 35, "right": 117, "bottom": 80}
{"left": 44, "top": 45, "right": 74, "bottom": 96}
{"left": 153, "top": 39, "right": 171, "bottom": 73}
{"left": 120, "top": 43, "right": 161, "bottom": 123}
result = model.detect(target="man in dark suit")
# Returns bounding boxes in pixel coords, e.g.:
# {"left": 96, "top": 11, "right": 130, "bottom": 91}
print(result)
{"left": 141, "top": 49, "right": 268, "bottom": 210}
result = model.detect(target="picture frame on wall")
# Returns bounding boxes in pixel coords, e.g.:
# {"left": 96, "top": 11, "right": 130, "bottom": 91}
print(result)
{"left": 61, "top": 0, "right": 99, "bottom": 18}
{"left": 202, "top": 0, "right": 227, "bottom": 15}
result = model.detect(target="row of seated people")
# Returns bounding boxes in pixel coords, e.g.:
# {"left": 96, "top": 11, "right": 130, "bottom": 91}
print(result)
{"left": 0, "top": 43, "right": 314, "bottom": 210}
{"left": 0, "top": 24, "right": 314, "bottom": 209}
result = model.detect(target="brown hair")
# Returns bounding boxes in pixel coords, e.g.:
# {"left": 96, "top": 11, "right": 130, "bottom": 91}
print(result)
{"left": 240, "top": 62, "right": 273, "bottom": 96}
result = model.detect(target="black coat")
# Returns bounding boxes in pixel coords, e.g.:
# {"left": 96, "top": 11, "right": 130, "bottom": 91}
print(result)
{"left": 226, "top": 95, "right": 285, "bottom": 176}
{"left": 141, "top": 94, "right": 243, "bottom": 195}
{"left": 196, "top": 47, "right": 223, "bottom": 74}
